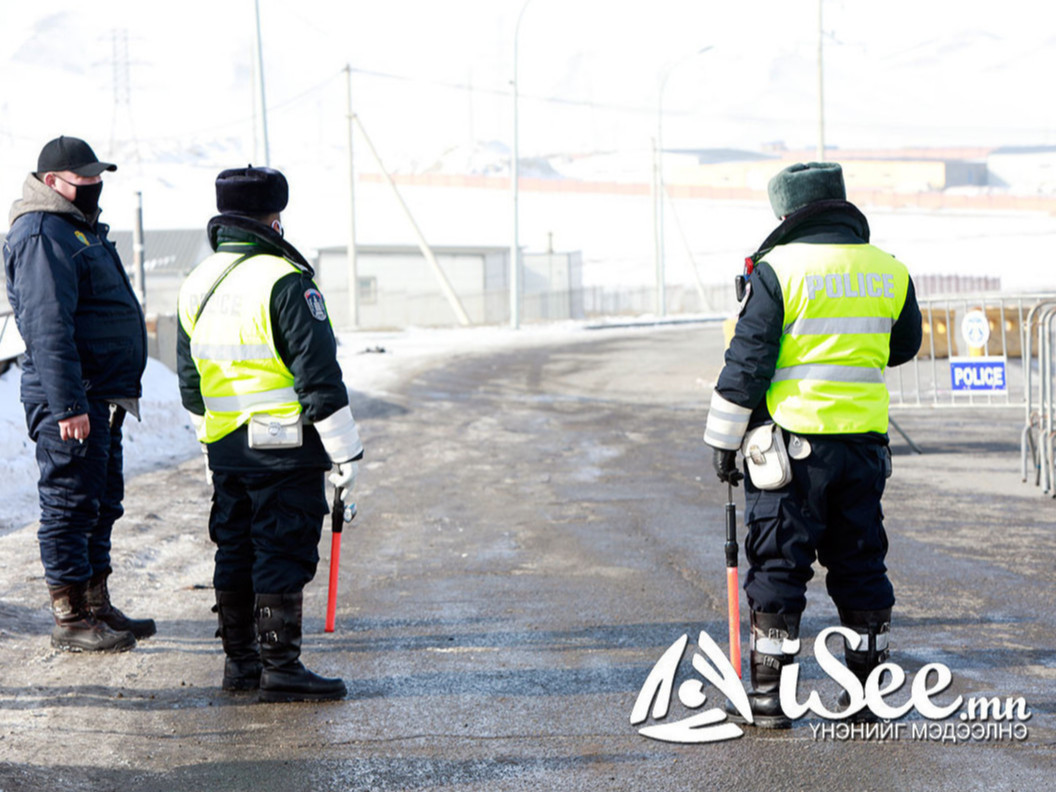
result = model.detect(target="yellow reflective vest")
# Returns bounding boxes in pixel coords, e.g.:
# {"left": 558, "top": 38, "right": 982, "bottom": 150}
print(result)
{"left": 177, "top": 246, "right": 302, "bottom": 443}
{"left": 764, "top": 242, "right": 910, "bottom": 434}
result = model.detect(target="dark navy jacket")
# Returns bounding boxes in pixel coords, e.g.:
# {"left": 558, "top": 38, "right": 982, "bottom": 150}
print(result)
{"left": 3, "top": 175, "right": 146, "bottom": 418}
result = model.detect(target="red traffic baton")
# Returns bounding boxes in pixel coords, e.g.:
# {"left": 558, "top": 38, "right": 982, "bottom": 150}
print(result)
{"left": 725, "top": 480, "right": 742, "bottom": 678}
{"left": 324, "top": 486, "right": 356, "bottom": 633}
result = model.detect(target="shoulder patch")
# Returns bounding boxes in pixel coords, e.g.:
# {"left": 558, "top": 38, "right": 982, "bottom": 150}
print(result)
{"left": 304, "top": 288, "right": 328, "bottom": 321}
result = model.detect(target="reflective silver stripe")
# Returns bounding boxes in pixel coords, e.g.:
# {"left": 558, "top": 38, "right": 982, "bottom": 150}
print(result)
{"left": 704, "top": 428, "right": 745, "bottom": 450}
{"left": 203, "top": 387, "right": 299, "bottom": 413}
{"left": 773, "top": 364, "right": 885, "bottom": 384}
{"left": 784, "top": 316, "right": 894, "bottom": 335}
{"left": 846, "top": 632, "right": 890, "bottom": 652}
{"left": 754, "top": 636, "right": 801, "bottom": 655}
{"left": 191, "top": 342, "right": 274, "bottom": 361}
{"left": 704, "top": 392, "right": 752, "bottom": 450}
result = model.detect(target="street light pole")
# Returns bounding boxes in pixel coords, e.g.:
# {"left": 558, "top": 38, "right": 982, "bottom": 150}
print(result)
{"left": 655, "top": 46, "right": 712, "bottom": 318}
{"left": 510, "top": 0, "right": 534, "bottom": 330}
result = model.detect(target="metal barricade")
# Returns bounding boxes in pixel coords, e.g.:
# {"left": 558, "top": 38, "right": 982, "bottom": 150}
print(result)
{"left": 886, "top": 293, "right": 1056, "bottom": 497}
{"left": 1021, "top": 299, "right": 1056, "bottom": 495}
{"left": 887, "top": 293, "right": 1052, "bottom": 408}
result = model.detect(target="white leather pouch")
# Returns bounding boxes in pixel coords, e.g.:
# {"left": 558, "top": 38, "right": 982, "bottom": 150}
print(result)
{"left": 741, "top": 423, "right": 792, "bottom": 490}
{"left": 247, "top": 414, "right": 303, "bottom": 449}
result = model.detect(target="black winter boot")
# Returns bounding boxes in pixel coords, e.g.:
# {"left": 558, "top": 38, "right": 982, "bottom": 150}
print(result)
{"left": 256, "top": 592, "right": 346, "bottom": 703}
{"left": 214, "top": 590, "right": 262, "bottom": 691}
{"left": 836, "top": 608, "right": 892, "bottom": 723}
{"left": 49, "top": 583, "right": 136, "bottom": 653}
{"left": 85, "top": 569, "right": 157, "bottom": 639}
{"left": 726, "top": 611, "right": 801, "bottom": 729}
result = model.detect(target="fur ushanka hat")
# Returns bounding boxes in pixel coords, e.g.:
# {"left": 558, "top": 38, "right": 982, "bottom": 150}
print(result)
{"left": 767, "top": 161, "right": 845, "bottom": 219}
{"left": 215, "top": 166, "right": 289, "bottom": 216}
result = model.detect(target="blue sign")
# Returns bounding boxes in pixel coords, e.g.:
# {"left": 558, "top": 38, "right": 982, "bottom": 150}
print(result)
{"left": 950, "top": 356, "right": 1007, "bottom": 392}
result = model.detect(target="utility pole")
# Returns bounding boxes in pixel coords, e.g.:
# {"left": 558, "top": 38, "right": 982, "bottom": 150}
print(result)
{"left": 345, "top": 65, "right": 359, "bottom": 329}
{"left": 132, "top": 191, "right": 146, "bottom": 310}
{"left": 510, "top": 0, "right": 534, "bottom": 330}
{"left": 252, "top": 0, "right": 271, "bottom": 165}
{"left": 816, "top": 0, "right": 826, "bottom": 162}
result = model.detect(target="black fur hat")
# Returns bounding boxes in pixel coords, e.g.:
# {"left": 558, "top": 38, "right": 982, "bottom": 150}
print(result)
{"left": 215, "top": 166, "right": 288, "bottom": 215}
{"left": 767, "top": 162, "right": 845, "bottom": 219}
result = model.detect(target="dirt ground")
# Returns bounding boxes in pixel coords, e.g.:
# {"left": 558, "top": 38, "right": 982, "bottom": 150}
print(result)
{"left": 0, "top": 322, "right": 1053, "bottom": 791}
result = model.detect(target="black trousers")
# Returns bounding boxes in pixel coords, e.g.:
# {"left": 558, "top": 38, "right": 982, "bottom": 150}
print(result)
{"left": 26, "top": 401, "right": 125, "bottom": 586}
{"left": 209, "top": 467, "right": 328, "bottom": 595}
{"left": 742, "top": 438, "right": 894, "bottom": 615}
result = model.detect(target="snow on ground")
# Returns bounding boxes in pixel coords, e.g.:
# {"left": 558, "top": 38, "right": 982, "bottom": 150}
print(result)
{"left": 0, "top": 320, "right": 656, "bottom": 535}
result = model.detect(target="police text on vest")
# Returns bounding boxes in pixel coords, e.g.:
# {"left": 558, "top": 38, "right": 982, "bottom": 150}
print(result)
{"left": 806, "top": 273, "right": 895, "bottom": 300}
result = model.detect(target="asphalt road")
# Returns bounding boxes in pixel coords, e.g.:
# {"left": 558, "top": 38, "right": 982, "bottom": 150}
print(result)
{"left": 0, "top": 322, "right": 1052, "bottom": 791}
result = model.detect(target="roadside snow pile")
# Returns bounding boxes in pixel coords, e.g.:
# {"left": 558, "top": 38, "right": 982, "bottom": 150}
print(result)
{"left": 0, "top": 358, "right": 199, "bottom": 534}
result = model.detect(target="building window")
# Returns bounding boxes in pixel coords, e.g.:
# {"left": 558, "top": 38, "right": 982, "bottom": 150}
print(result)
{"left": 358, "top": 276, "right": 377, "bottom": 305}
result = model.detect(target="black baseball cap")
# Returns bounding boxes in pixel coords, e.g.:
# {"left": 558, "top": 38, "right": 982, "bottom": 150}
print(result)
{"left": 36, "top": 136, "right": 117, "bottom": 177}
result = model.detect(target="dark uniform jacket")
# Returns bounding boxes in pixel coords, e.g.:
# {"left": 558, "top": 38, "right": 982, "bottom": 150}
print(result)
{"left": 177, "top": 215, "right": 353, "bottom": 472}
{"left": 3, "top": 174, "right": 146, "bottom": 418}
{"left": 717, "top": 200, "right": 923, "bottom": 443}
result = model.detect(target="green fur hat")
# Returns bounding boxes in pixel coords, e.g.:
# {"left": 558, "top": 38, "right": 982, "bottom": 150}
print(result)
{"left": 767, "top": 161, "right": 845, "bottom": 219}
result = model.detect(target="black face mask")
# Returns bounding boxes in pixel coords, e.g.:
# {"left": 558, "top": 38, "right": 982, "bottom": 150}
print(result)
{"left": 56, "top": 176, "right": 103, "bottom": 218}
{"left": 70, "top": 181, "right": 103, "bottom": 218}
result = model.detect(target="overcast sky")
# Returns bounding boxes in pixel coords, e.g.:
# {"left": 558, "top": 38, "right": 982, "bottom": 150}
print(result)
{"left": 1, "top": 0, "right": 1053, "bottom": 246}
{"left": 1, "top": 0, "right": 1052, "bottom": 169}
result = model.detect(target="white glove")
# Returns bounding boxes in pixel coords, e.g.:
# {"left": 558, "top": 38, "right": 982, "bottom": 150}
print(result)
{"left": 328, "top": 460, "right": 358, "bottom": 492}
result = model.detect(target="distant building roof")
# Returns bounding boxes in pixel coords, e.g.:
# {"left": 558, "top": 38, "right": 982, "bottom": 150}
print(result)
{"left": 989, "top": 145, "right": 1056, "bottom": 156}
{"left": 667, "top": 148, "right": 777, "bottom": 165}
{"left": 1, "top": 228, "right": 209, "bottom": 276}
{"left": 110, "top": 229, "right": 210, "bottom": 274}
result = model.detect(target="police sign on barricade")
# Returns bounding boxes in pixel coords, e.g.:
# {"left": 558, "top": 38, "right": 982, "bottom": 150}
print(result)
{"left": 885, "top": 293, "right": 1056, "bottom": 497}
{"left": 950, "top": 357, "right": 1007, "bottom": 392}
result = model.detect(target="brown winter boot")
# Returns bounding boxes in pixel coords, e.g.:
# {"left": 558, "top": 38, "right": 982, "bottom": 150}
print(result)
{"left": 49, "top": 582, "right": 136, "bottom": 653}
{"left": 85, "top": 569, "right": 157, "bottom": 639}
{"left": 214, "top": 589, "right": 262, "bottom": 691}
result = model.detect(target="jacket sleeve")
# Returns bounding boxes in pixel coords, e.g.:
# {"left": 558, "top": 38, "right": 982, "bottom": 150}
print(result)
{"left": 8, "top": 229, "right": 87, "bottom": 418}
{"left": 270, "top": 272, "right": 350, "bottom": 424}
{"left": 888, "top": 276, "right": 923, "bottom": 367}
{"left": 703, "top": 262, "right": 784, "bottom": 449}
{"left": 715, "top": 261, "right": 785, "bottom": 409}
{"left": 175, "top": 316, "right": 205, "bottom": 415}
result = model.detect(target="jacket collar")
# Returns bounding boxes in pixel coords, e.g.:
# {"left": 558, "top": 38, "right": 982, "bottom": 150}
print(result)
{"left": 206, "top": 213, "right": 313, "bottom": 275}
{"left": 9, "top": 172, "right": 99, "bottom": 227}
{"left": 750, "top": 200, "right": 870, "bottom": 263}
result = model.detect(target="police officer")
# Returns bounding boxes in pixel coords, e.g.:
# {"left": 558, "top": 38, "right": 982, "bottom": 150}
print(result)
{"left": 4, "top": 136, "right": 154, "bottom": 653}
{"left": 176, "top": 166, "right": 362, "bottom": 702}
{"left": 703, "top": 162, "right": 922, "bottom": 728}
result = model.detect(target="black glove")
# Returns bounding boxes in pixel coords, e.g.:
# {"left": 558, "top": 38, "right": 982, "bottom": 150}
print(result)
{"left": 713, "top": 448, "right": 743, "bottom": 485}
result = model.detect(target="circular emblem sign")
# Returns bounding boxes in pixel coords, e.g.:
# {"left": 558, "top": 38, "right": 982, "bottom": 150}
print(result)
{"left": 961, "top": 309, "right": 990, "bottom": 349}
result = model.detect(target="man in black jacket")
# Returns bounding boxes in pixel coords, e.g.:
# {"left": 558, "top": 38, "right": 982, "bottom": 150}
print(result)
{"left": 3, "top": 136, "right": 155, "bottom": 653}
{"left": 177, "top": 166, "right": 362, "bottom": 702}
{"left": 704, "top": 162, "right": 922, "bottom": 727}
